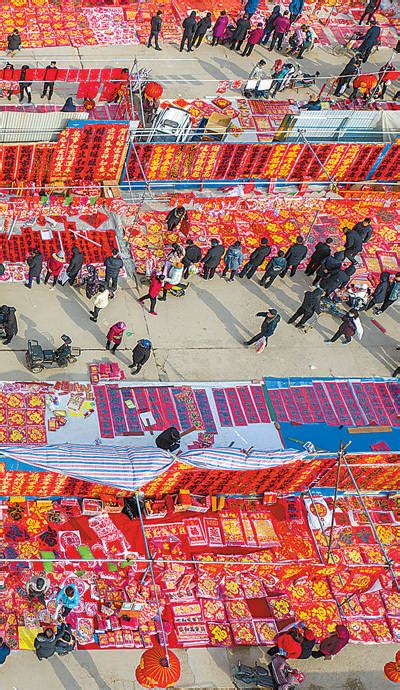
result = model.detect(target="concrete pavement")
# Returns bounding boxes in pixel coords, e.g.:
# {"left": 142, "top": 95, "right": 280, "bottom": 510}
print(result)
{"left": 0, "top": 268, "right": 397, "bottom": 382}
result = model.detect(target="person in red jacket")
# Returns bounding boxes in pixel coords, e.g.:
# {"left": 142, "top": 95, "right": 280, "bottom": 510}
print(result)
{"left": 268, "top": 625, "right": 303, "bottom": 659}
{"left": 312, "top": 624, "right": 349, "bottom": 659}
{"left": 138, "top": 273, "right": 165, "bottom": 315}
{"left": 241, "top": 22, "right": 264, "bottom": 56}
{"left": 44, "top": 251, "right": 65, "bottom": 288}
{"left": 269, "top": 10, "right": 291, "bottom": 51}
{"left": 106, "top": 321, "right": 126, "bottom": 353}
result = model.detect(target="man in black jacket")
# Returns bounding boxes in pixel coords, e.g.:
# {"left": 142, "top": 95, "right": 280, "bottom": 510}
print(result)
{"left": 0, "top": 306, "right": 18, "bottom": 345}
{"left": 201, "top": 239, "right": 225, "bottom": 279}
{"left": 246, "top": 308, "right": 280, "bottom": 346}
{"left": 304, "top": 237, "right": 333, "bottom": 276}
{"left": 148, "top": 10, "right": 162, "bottom": 50}
{"left": 180, "top": 11, "right": 197, "bottom": 52}
{"left": 155, "top": 426, "right": 181, "bottom": 452}
{"left": 334, "top": 54, "right": 361, "bottom": 96}
{"left": 281, "top": 235, "right": 308, "bottom": 278}
{"left": 312, "top": 251, "right": 344, "bottom": 286}
{"left": 319, "top": 269, "right": 348, "bottom": 297}
{"left": 104, "top": 249, "right": 123, "bottom": 290}
{"left": 353, "top": 217, "right": 373, "bottom": 243}
{"left": 239, "top": 237, "right": 271, "bottom": 279}
{"left": 365, "top": 271, "right": 390, "bottom": 310}
{"left": 343, "top": 226, "right": 363, "bottom": 264}
{"left": 66, "top": 245, "right": 84, "bottom": 286}
{"left": 25, "top": 249, "right": 43, "bottom": 289}
{"left": 288, "top": 287, "right": 322, "bottom": 327}
{"left": 193, "top": 12, "right": 212, "bottom": 48}
{"left": 182, "top": 239, "right": 202, "bottom": 278}
{"left": 230, "top": 14, "right": 250, "bottom": 52}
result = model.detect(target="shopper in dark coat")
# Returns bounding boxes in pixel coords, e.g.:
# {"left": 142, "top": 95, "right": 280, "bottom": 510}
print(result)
{"left": 55, "top": 624, "right": 76, "bottom": 656}
{"left": 25, "top": 248, "right": 43, "bottom": 288}
{"left": 180, "top": 11, "right": 197, "bottom": 52}
{"left": 239, "top": 238, "right": 271, "bottom": 279}
{"left": 66, "top": 245, "right": 84, "bottom": 286}
{"left": 312, "top": 251, "right": 344, "bottom": 285}
{"left": 182, "top": 239, "right": 202, "bottom": 278}
{"left": 325, "top": 311, "right": 358, "bottom": 344}
{"left": 339, "top": 264, "right": 357, "bottom": 288}
{"left": 41, "top": 61, "right": 58, "bottom": 101}
{"left": 365, "top": 271, "right": 390, "bottom": 310}
{"left": 288, "top": 287, "right": 322, "bottom": 327}
{"left": 304, "top": 238, "right": 333, "bottom": 275}
{"left": 376, "top": 272, "right": 400, "bottom": 313}
{"left": 148, "top": 10, "right": 162, "bottom": 50}
{"left": 319, "top": 269, "right": 347, "bottom": 297}
{"left": 246, "top": 308, "right": 280, "bottom": 346}
{"left": 34, "top": 628, "right": 63, "bottom": 661}
{"left": 260, "top": 250, "right": 287, "bottom": 288}
{"left": 357, "top": 20, "right": 381, "bottom": 62}
{"left": 0, "top": 306, "right": 18, "bottom": 345}
{"left": 261, "top": 5, "right": 281, "bottom": 45}
{"left": 281, "top": 235, "right": 307, "bottom": 277}
{"left": 104, "top": 249, "right": 123, "bottom": 290}
{"left": 7, "top": 30, "right": 21, "bottom": 54}
{"left": 230, "top": 14, "right": 250, "bottom": 52}
{"left": 156, "top": 426, "right": 181, "bottom": 452}
{"left": 130, "top": 339, "right": 152, "bottom": 374}
{"left": 334, "top": 54, "right": 362, "bottom": 96}
{"left": 344, "top": 227, "right": 363, "bottom": 263}
{"left": 19, "top": 64, "right": 32, "bottom": 103}
{"left": 0, "top": 638, "right": 10, "bottom": 666}
{"left": 353, "top": 217, "right": 373, "bottom": 243}
{"left": 201, "top": 239, "right": 225, "bottom": 279}
{"left": 359, "top": 0, "right": 380, "bottom": 24}
{"left": 313, "top": 625, "right": 350, "bottom": 658}
{"left": 166, "top": 206, "right": 186, "bottom": 231}
{"left": 193, "top": 12, "right": 212, "bottom": 47}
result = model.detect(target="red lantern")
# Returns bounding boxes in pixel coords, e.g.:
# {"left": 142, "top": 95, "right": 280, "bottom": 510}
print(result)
{"left": 84, "top": 98, "right": 96, "bottom": 111}
{"left": 144, "top": 82, "right": 163, "bottom": 100}
{"left": 353, "top": 73, "right": 378, "bottom": 93}
{"left": 384, "top": 651, "right": 400, "bottom": 683}
{"left": 136, "top": 645, "right": 181, "bottom": 688}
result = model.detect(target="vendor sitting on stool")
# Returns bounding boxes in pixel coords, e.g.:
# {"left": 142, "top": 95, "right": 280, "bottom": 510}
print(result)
{"left": 155, "top": 426, "right": 181, "bottom": 452}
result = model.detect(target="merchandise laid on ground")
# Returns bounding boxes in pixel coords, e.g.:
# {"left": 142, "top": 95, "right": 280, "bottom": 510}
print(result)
{"left": 0, "top": 454, "right": 398, "bottom": 652}
{"left": 0, "top": 377, "right": 397, "bottom": 453}
{"left": 0, "top": 0, "right": 397, "bottom": 49}
{"left": 123, "top": 193, "right": 399, "bottom": 275}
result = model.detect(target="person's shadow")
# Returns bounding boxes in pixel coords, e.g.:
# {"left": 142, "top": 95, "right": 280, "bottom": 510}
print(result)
{"left": 191, "top": 282, "right": 253, "bottom": 342}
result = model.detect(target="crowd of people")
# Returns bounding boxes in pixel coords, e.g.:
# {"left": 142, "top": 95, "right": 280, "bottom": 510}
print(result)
{"left": 0, "top": 576, "right": 80, "bottom": 665}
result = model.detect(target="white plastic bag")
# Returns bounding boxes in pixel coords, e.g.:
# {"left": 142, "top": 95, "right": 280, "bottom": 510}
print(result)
{"left": 255, "top": 336, "right": 266, "bottom": 353}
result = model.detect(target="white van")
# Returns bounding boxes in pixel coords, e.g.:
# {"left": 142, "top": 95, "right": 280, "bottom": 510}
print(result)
{"left": 147, "top": 105, "right": 192, "bottom": 143}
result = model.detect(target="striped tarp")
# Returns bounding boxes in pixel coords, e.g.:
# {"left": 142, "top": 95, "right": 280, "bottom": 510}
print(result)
{"left": 0, "top": 444, "right": 307, "bottom": 491}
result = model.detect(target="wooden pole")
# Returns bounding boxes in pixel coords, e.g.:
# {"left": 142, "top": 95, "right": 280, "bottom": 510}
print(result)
{"left": 326, "top": 441, "right": 351, "bottom": 564}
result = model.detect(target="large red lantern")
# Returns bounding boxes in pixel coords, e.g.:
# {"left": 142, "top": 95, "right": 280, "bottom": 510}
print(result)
{"left": 144, "top": 81, "right": 163, "bottom": 100}
{"left": 384, "top": 651, "right": 400, "bottom": 683}
{"left": 136, "top": 645, "right": 181, "bottom": 688}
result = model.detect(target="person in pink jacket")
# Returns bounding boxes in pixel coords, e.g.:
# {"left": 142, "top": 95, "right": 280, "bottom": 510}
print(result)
{"left": 242, "top": 22, "right": 264, "bottom": 56}
{"left": 269, "top": 10, "right": 291, "bottom": 51}
{"left": 106, "top": 321, "right": 126, "bottom": 353}
{"left": 212, "top": 11, "right": 229, "bottom": 45}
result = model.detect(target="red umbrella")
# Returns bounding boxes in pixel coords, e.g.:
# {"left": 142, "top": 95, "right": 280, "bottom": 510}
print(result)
{"left": 137, "top": 645, "right": 181, "bottom": 688}
{"left": 144, "top": 81, "right": 163, "bottom": 100}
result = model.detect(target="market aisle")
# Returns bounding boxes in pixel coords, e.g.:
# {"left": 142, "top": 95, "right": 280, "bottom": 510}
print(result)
{"left": 0, "top": 272, "right": 397, "bottom": 382}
